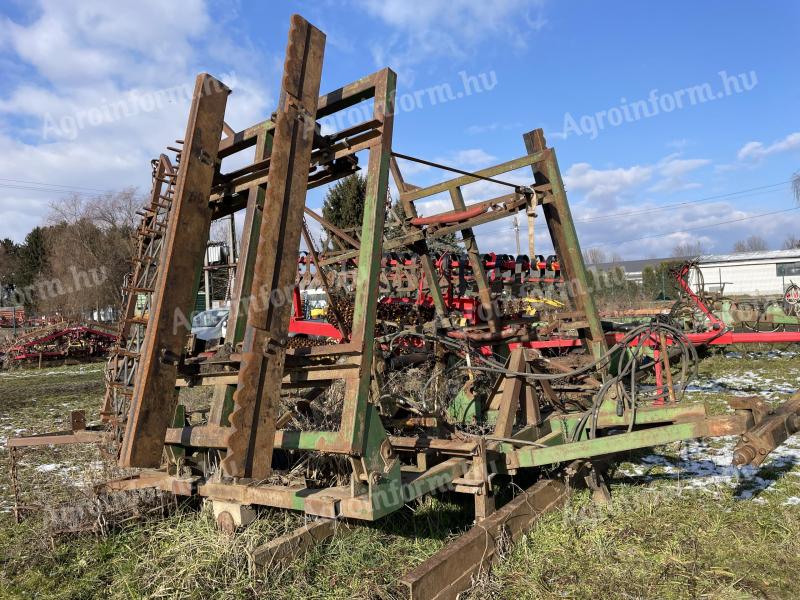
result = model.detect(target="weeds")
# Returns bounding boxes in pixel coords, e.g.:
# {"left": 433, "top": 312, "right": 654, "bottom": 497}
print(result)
{"left": 0, "top": 357, "right": 798, "bottom": 599}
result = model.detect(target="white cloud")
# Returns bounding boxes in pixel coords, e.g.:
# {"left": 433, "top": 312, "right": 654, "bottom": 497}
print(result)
{"left": 356, "top": 0, "right": 545, "bottom": 80}
{"left": 4, "top": 1, "right": 210, "bottom": 85}
{"left": 563, "top": 200, "right": 796, "bottom": 259}
{"left": 0, "top": 0, "right": 273, "bottom": 241}
{"left": 657, "top": 154, "right": 711, "bottom": 179}
{"left": 648, "top": 154, "right": 711, "bottom": 193}
{"left": 440, "top": 149, "right": 497, "bottom": 168}
{"left": 564, "top": 162, "right": 653, "bottom": 204}
{"left": 561, "top": 153, "right": 711, "bottom": 205}
{"left": 466, "top": 122, "right": 502, "bottom": 135}
{"left": 666, "top": 138, "right": 691, "bottom": 150}
{"left": 737, "top": 131, "right": 800, "bottom": 162}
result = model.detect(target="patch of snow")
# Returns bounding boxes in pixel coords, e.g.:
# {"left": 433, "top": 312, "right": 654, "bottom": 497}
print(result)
{"left": 0, "top": 366, "right": 103, "bottom": 379}
{"left": 618, "top": 434, "right": 800, "bottom": 501}
{"left": 35, "top": 463, "right": 63, "bottom": 473}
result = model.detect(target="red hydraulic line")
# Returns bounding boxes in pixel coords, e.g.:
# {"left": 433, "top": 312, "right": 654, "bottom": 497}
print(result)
{"left": 410, "top": 204, "right": 486, "bottom": 226}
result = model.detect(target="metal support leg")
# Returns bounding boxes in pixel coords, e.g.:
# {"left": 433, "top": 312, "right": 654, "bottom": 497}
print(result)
{"left": 522, "top": 129, "right": 607, "bottom": 360}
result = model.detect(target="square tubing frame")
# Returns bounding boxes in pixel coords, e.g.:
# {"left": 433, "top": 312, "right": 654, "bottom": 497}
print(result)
{"left": 522, "top": 129, "right": 607, "bottom": 360}
{"left": 209, "top": 68, "right": 398, "bottom": 462}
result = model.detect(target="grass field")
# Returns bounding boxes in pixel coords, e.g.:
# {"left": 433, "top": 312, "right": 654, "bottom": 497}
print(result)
{"left": 0, "top": 352, "right": 798, "bottom": 599}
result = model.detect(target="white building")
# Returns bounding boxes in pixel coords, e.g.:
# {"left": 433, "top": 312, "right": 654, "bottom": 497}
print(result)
{"left": 693, "top": 249, "right": 800, "bottom": 297}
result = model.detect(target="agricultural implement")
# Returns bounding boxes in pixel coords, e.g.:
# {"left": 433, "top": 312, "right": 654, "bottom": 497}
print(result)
{"left": 669, "top": 260, "right": 800, "bottom": 336}
{"left": 8, "top": 15, "right": 800, "bottom": 599}
{"left": 0, "top": 321, "right": 116, "bottom": 368}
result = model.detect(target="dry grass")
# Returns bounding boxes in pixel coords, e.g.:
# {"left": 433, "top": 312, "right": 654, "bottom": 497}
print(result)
{"left": 0, "top": 354, "right": 799, "bottom": 598}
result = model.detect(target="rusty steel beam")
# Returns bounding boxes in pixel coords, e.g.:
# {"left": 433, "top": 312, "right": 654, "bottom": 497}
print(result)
{"left": 400, "top": 479, "right": 569, "bottom": 600}
{"left": 332, "top": 67, "right": 396, "bottom": 455}
{"left": 119, "top": 74, "right": 229, "bottom": 468}
{"left": 208, "top": 127, "right": 273, "bottom": 429}
{"left": 250, "top": 519, "right": 348, "bottom": 568}
{"left": 399, "top": 151, "right": 546, "bottom": 204}
{"left": 733, "top": 393, "right": 800, "bottom": 466}
{"left": 490, "top": 348, "right": 527, "bottom": 437}
{"left": 318, "top": 191, "right": 527, "bottom": 266}
{"left": 222, "top": 15, "right": 326, "bottom": 480}
{"left": 304, "top": 206, "right": 360, "bottom": 250}
{"left": 101, "top": 154, "right": 174, "bottom": 421}
{"left": 217, "top": 72, "right": 379, "bottom": 159}
{"left": 7, "top": 429, "right": 109, "bottom": 448}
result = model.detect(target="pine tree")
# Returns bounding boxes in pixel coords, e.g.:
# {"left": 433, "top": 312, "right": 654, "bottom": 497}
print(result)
{"left": 17, "top": 227, "right": 49, "bottom": 288}
{"left": 322, "top": 174, "right": 367, "bottom": 234}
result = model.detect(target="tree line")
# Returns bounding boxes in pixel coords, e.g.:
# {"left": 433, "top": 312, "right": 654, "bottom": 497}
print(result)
{"left": 0, "top": 189, "right": 141, "bottom": 318}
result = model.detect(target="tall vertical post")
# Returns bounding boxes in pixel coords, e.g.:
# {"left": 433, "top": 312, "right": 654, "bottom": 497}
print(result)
{"left": 222, "top": 15, "right": 326, "bottom": 479}
{"left": 336, "top": 68, "right": 396, "bottom": 454}
{"left": 522, "top": 129, "right": 607, "bottom": 360}
{"left": 119, "top": 74, "right": 229, "bottom": 467}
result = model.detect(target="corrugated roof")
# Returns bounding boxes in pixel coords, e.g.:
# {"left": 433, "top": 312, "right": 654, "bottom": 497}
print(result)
{"left": 698, "top": 249, "right": 800, "bottom": 264}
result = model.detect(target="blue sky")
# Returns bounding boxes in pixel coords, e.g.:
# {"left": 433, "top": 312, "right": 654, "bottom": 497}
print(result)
{"left": 0, "top": 0, "right": 798, "bottom": 258}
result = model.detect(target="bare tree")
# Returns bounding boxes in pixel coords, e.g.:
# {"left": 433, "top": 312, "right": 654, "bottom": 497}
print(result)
{"left": 671, "top": 240, "right": 705, "bottom": 258}
{"left": 43, "top": 189, "right": 143, "bottom": 317}
{"left": 48, "top": 188, "right": 140, "bottom": 230}
{"left": 582, "top": 247, "right": 607, "bottom": 265}
{"left": 732, "top": 235, "right": 768, "bottom": 253}
{"left": 783, "top": 234, "right": 800, "bottom": 250}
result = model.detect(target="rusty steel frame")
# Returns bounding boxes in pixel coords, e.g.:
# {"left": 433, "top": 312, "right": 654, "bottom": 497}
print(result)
{"left": 102, "top": 153, "right": 180, "bottom": 427}
{"left": 8, "top": 14, "right": 800, "bottom": 600}
{"left": 401, "top": 478, "right": 570, "bottom": 600}
{"left": 119, "top": 73, "right": 230, "bottom": 468}
{"left": 221, "top": 15, "right": 327, "bottom": 480}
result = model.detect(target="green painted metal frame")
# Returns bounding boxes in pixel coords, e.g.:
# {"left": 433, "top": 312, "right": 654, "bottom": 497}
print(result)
{"left": 78, "top": 16, "right": 790, "bottom": 525}
{"left": 194, "top": 60, "right": 403, "bottom": 510}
